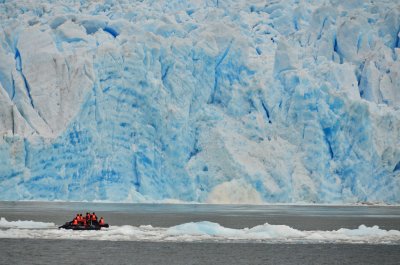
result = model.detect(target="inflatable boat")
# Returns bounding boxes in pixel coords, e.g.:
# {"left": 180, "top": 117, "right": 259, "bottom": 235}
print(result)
{"left": 59, "top": 222, "right": 109, "bottom": 230}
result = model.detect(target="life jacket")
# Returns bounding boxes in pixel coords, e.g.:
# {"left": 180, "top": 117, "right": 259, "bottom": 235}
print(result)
{"left": 72, "top": 219, "right": 78, "bottom": 225}
{"left": 99, "top": 218, "right": 105, "bottom": 225}
{"left": 86, "top": 214, "right": 90, "bottom": 221}
{"left": 77, "top": 216, "right": 81, "bottom": 222}
{"left": 91, "top": 214, "right": 97, "bottom": 221}
{"left": 83, "top": 219, "right": 87, "bottom": 225}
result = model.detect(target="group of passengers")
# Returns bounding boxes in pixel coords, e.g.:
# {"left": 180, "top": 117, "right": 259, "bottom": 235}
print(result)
{"left": 71, "top": 212, "right": 105, "bottom": 226}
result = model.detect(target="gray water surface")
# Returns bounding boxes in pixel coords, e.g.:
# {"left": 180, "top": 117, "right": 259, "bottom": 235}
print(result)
{"left": 1, "top": 239, "right": 400, "bottom": 265}
{"left": 1, "top": 202, "right": 400, "bottom": 265}
{"left": 1, "top": 201, "right": 400, "bottom": 230}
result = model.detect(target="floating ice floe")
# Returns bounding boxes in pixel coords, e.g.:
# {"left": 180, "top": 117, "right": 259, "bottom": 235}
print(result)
{"left": 1, "top": 218, "right": 400, "bottom": 244}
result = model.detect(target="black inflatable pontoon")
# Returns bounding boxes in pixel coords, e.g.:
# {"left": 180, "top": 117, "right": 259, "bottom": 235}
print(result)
{"left": 59, "top": 222, "right": 109, "bottom": 230}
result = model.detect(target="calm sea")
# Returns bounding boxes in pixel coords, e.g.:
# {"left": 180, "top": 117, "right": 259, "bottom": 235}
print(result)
{"left": 1, "top": 201, "right": 400, "bottom": 264}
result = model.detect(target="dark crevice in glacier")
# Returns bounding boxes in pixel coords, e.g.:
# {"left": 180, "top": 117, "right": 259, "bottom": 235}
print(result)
{"left": 248, "top": 98, "right": 257, "bottom": 113}
{"left": 332, "top": 37, "right": 337, "bottom": 61}
{"left": 261, "top": 100, "right": 272, "bottom": 124}
{"left": 83, "top": 64, "right": 93, "bottom": 82}
{"left": 188, "top": 139, "right": 200, "bottom": 161}
{"left": 323, "top": 128, "right": 334, "bottom": 159}
{"left": 24, "top": 138, "right": 30, "bottom": 168}
{"left": 64, "top": 58, "right": 71, "bottom": 75}
{"left": 132, "top": 156, "right": 141, "bottom": 191}
{"left": 293, "top": 17, "right": 299, "bottom": 31}
{"left": 93, "top": 85, "right": 100, "bottom": 125}
{"left": 332, "top": 36, "right": 343, "bottom": 64}
{"left": 394, "top": 161, "right": 400, "bottom": 172}
{"left": 188, "top": 128, "right": 201, "bottom": 161}
{"left": 355, "top": 62, "right": 365, "bottom": 98}
{"left": 15, "top": 49, "right": 22, "bottom": 71}
{"left": 21, "top": 73, "right": 34, "bottom": 108}
{"left": 356, "top": 34, "right": 362, "bottom": 54}
{"left": 396, "top": 29, "right": 400, "bottom": 48}
{"left": 160, "top": 57, "right": 173, "bottom": 94}
{"left": 161, "top": 64, "right": 170, "bottom": 84}
{"left": 3, "top": 171, "right": 23, "bottom": 181}
{"left": 317, "top": 17, "right": 328, "bottom": 40}
{"left": 36, "top": 107, "right": 52, "bottom": 132}
{"left": 186, "top": 9, "right": 195, "bottom": 16}
{"left": 11, "top": 75, "right": 16, "bottom": 100}
{"left": 216, "top": 43, "right": 232, "bottom": 68}
{"left": 21, "top": 71, "right": 35, "bottom": 108}
{"left": 15, "top": 48, "right": 35, "bottom": 108}
{"left": 209, "top": 41, "right": 232, "bottom": 104}
{"left": 326, "top": 138, "right": 334, "bottom": 159}
{"left": 103, "top": 26, "right": 119, "bottom": 38}
{"left": 11, "top": 107, "right": 14, "bottom": 134}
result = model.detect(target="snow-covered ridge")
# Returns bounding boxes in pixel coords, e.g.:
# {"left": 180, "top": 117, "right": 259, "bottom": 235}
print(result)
{"left": 0, "top": 0, "right": 399, "bottom": 203}
{"left": 0, "top": 218, "right": 399, "bottom": 244}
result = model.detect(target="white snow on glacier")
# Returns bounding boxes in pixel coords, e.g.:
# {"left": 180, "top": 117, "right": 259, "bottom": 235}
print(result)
{"left": 0, "top": 0, "right": 399, "bottom": 203}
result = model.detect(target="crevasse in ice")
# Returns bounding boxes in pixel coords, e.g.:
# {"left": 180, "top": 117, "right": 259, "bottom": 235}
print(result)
{"left": 0, "top": 0, "right": 399, "bottom": 203}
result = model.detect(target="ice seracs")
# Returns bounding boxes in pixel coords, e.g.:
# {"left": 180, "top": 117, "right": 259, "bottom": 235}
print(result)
{"left": 0, "top": 0, "right": 399, "bottom": 203}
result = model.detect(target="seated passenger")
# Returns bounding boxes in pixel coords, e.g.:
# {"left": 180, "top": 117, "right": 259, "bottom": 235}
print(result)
{"left": 91, "top": 212, "right": 97, "bottom": 222}
{"left": 79, "top": 214, "right": 84, "bottom": 224}
{"left": 86, "top": 212, "right": 90, "bottom": 223}
{"left": 99, "top": 217, "right": 105, "bottom": 225}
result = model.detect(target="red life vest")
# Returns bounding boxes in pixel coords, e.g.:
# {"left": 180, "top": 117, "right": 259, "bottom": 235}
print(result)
{"left": 99, "top": 218, "right": 105, "bottom": 225}
{"left": 72, "top": 219, "right": 78, "bottom": 225}
{"left": 91, "top": 214, "right": 97, "bottom": 221}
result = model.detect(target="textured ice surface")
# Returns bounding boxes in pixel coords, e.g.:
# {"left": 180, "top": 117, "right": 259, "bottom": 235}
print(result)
{"left": 1, "top": 218, "right": 400, "bottom": 244}
{"left": 0, "top": 0, "right": 399, "bottom": 203}
{"left": 0, "top": 217, "right": 55, "bottom": 229}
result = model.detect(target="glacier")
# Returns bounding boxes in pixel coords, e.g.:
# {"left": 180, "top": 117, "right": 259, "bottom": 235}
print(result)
{"left": 0, "top": 0, "right": 399, "bottom": 203}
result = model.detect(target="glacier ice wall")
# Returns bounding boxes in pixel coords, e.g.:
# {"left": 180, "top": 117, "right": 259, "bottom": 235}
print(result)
{"left": 0, "top": 0, "right": 399, "bottom": 203}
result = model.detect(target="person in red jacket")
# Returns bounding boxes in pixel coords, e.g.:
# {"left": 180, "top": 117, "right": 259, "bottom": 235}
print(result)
{"left": 99, "top": 217, "right": 105, "bottom": 225}
{"left": 72, "top": 218, "right": 78, "bottom": 225}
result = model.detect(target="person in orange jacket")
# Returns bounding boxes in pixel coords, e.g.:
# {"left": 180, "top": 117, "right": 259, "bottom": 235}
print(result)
{"left": 86, "top": 212, "right": 90, "bottom": 222}
{"left": 91, "top": 212, "right": 97, "bottom": 222}
{"left": 99, "top": 217, "right": 105, "bottom": 225}
{"left": 72, "top": 218, "right": 78, "bottom": 225}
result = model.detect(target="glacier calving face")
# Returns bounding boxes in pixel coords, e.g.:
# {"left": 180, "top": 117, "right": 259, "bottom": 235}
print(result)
{"left": 0, "top": 0, "right": 399, "bottom": 203}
